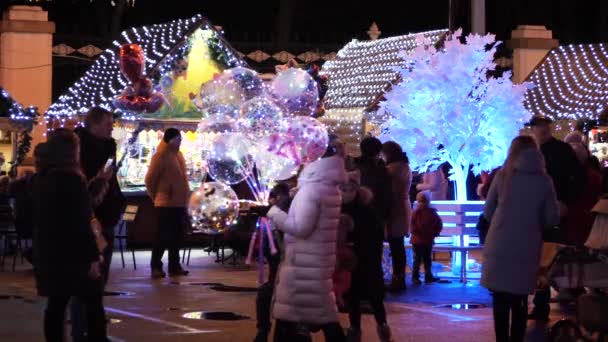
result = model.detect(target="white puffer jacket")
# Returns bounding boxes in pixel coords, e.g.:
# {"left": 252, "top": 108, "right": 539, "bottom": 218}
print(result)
{"left": 267, "top": 155, "right": 347, "bottom": 325}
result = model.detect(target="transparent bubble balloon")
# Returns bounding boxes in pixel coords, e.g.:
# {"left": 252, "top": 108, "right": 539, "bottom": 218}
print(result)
{"left": 218, "top": 67, "right": 265, "bottom": 100}
{"left": 188, "top": 182, "right": 239, "bottom": 234}
{"left": 251, "top": 136, "right": 299, "bottom": 184}
{"left": 237, "top": 96, "right": 284, "bottom": 139}
{"left": 206, "top": 133, "right": 253, "bottom": 185}
{"left": 282, "top": 116, "right": 329, "bottom": 164}
{"left": 197, "top": 76, "right": 246, "bottom": 111}
{"left": 271, "top": 68, "right": 319, "bottom": 116}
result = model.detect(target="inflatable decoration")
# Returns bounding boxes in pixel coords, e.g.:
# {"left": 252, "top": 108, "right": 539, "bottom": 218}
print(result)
{"left": 113, "top": 44, "right": 165, "bottom": 114}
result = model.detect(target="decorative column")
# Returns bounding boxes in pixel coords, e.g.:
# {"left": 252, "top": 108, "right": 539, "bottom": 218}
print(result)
{"left": 508, "top": 25, "right": 558, "bottom": 84}
{"left": 0, "top": 5, "right": 55, "bottom": 153}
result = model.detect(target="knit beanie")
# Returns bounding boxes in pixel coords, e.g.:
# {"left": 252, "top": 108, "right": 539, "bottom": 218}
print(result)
{"left": 163, "top": 128, "right": 180, "bottom": 143}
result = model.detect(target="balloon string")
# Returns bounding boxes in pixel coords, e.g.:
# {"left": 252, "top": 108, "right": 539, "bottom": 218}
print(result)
{"left": 258, "top": 221, "right": 264, "bottom": 284}
{"left": 261, "top": 217, "right": 277, "bottom": 255}
{"left": 245, "top": 230, "right": 257, "bottom": 265}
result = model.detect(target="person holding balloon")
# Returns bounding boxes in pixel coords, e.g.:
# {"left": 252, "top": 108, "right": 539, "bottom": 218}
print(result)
{"left": 145, "top": 128, "right": 190, "bottom": 278}
{"left": 266, "top": 145, "right": 347, "bottom": 342}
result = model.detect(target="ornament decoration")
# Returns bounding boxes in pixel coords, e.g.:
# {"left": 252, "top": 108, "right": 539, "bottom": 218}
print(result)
{"left": 113, "top": 44, "right": 165, "bottom": 114}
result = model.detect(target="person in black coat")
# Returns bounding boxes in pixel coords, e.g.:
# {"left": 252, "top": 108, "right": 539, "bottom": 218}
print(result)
{"left": 341, "top": 172, "right": 392, "bottom": 342}
{"left": 353, "top": 137, "right": 391, "bottom": 220}
{"left": 72, "top": 107, "right": 125, "bottom": 341}
{"left": 32, "top": 130, "right": 108, "bottom": 342}
{"left": 529, "top": 115, "right": 587, "bottom": 321}
{"left": 74, "top": 107, "right": 126, "bottom": 282}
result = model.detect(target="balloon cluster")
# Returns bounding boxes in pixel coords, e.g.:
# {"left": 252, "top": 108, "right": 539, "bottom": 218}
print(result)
{"left": 113, "top": 44, "right": 165, "bottom": 113}
{"left": 188, "top": 66, "right": 330, "bottom": 233}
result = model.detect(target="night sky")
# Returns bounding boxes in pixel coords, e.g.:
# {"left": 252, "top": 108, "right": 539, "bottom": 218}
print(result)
{"left": 3, "top": 0, "right": 602, "bottom": 45}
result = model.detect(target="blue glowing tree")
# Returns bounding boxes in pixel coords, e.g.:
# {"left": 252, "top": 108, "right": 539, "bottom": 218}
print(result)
{"left": 380, "top": 30, "right": 532, "bottom": 202}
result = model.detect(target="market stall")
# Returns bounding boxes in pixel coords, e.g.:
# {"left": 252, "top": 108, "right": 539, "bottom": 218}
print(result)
{"left": 46, "top": 15, "right": 248, "bottom": 246}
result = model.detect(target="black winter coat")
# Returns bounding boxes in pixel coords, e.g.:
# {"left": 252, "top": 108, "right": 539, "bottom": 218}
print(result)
{"left": 353, "top": 156, "right": 391, "bottom": 220}
{"left": 75, "top": 127, "right": 125, "bottom": 230}
{"left": 342, "top": 189, "right": 385, "bottom": 298}
{"left": 540, "top": 137, "right": 586, "bottom": 204}
{"left": 32, "top": 170, "right": 101, "bottom": 297}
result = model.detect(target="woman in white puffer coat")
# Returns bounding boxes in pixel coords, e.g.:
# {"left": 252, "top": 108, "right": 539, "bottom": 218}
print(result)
{"left": 267, "top": 153, "right": 347, "bottom": 341}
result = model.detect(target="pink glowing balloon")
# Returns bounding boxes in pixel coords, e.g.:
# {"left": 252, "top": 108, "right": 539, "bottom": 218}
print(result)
{"left": 282, "top": 116, "right": 328, "bottom": 164}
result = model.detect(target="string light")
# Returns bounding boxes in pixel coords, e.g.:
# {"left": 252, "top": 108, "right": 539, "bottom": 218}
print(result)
{"left": 524, "top": 43, "right": 608, "bottom": 121}
{"left": 0, "top": 87, "right": 38, "bottom": 123}
{"left": 320, "top": 29, "right": 448, "bottom": 146}
{"left": 47, "top": 14, "right": 244, "bottom": 119}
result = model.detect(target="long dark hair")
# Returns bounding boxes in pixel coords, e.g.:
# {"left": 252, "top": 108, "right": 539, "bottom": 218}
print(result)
{"left": 382, "top": 141, "right": 408, "bottom": 164}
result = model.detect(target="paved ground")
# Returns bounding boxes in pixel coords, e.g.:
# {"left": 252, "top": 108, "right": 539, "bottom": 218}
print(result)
{"left": 0, "top": 250, "right": 571, "bottom": 341}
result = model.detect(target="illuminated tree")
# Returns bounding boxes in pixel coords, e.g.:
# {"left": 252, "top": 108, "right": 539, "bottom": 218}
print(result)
{"left": 380, "top": 30, "right": 532, "bottom": 202}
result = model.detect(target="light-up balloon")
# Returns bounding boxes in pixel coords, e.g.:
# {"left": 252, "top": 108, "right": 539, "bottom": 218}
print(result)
{"left": 282, "top": 116, "right": 329, "bottom": 164}
{"left": 219, "top": 67, "right": 265, "bottom": 100}
{"left": 270, "top": 68, "right": 319, "bottom": 116}
{"left": 237, "top": 96, "right": 284, "bottom": 139}
{"left": 188, "top": 182, "right": 239, "bottom": 233}
{"left": 206, "top": 133, "right": 253, "bottom": 185}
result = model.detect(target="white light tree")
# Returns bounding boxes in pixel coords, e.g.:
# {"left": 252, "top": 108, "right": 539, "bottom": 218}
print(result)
{"left": 380, "top": 30, "right": 532, "bottom": 202}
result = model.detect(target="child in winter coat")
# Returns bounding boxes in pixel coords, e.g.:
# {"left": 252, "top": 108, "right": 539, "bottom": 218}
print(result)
{"left": 341, "top": 171, "right": 393, "bottom": 342}
{"left": 411, "top": 191, "right": 443, "bottom": 284}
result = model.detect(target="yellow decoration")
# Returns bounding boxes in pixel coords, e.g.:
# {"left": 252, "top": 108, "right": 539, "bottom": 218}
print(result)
{"left": 171, "top": 29, "right": 221, "bottom": 112}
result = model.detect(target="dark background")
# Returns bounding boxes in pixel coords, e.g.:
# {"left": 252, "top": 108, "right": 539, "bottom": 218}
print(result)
{"left": 4, "top": 0, "right": 608, "bottom": 45}
{"left": 4, "top": 0, "right": 608, "bottom": 100}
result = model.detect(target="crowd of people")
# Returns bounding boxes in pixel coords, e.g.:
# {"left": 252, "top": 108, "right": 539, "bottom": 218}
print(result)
{"left": 1, "top": 105, "right": 603, "bottom": 342}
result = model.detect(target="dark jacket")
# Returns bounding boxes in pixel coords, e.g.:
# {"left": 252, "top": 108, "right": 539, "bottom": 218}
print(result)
{"left": 353, "top": 156, "right": 390, "bottom": 219}
{"left": 411, "top": 207, "right": 443, "bottom": 246}
{"left": 8, "top": 175, "right": 35, "bottom": 238}
{"left": 540, "top": 137, "right": 586, "bottom": 204}
{"left": 342, "top": 188, "right": 385, "bottom": 297}
{"left": 75, "top": 127, "right": 125, "bottom": 230}
{"left": 32, "top": 170, "right": 101, "bottom": 297}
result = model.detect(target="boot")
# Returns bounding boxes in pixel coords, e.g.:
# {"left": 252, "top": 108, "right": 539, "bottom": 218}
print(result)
{"left": 377, "top": 323, "right": 394, "bottom": 342}
{"left": 253, "top": 330, "right": 269, "bottom": 342}
{"left": 345, "top": 327, "right": 362, "bottom": 342}
{"left": 169, "top": 266, "right": 189, "bottom": 277}
{"left": 386, "top": 274, "right": 406, "bottom": 292}
{"left": 151, "top": 268, "right": 166, "bottom": 279}
{"left": 412, "top": 272, "right": 422, "bottom": 285}
{"left": 425, "top": 275, "right": 440, "bottom": 284}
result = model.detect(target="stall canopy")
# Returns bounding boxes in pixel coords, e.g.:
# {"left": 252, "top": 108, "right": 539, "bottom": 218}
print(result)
{"left": 319, "top": 29, "right": 447, "bottom": 154}
{"left": 47, "top": 14, "right": 247, "bottom": 120}
{"left": 524, "top": 43, "right": 608, "bottom": 121}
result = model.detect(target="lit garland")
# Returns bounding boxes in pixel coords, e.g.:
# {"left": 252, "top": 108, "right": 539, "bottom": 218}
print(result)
{"left": 0, "top": 87, "right": 36, "bottom": 176}
{"left": 0, "top": 87, "right": 38, "bottom": 122}
{"left": 321, "top": 29, "right": 448, "bottom": 110}
{"left": 47, "top": 14, "right": 245, "bottom": 119}
{"left": 524, "top": 43, "right": 608, "bottom": 121}
{"left": 319, "top": 29, "right": 447, "bottom": 146}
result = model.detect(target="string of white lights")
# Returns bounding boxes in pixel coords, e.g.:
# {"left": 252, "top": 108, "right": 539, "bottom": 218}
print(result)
{"left": 320, "top": 29, "right": 447, "bottom": 146}
{"left": 0, "top": 87, "right": 38, "bottom": 121}
{"left": 47, "top": 14, "right": 244, "bottom": 119}
{"left": 524, "top": 43, "right": 608, "bottom": 121}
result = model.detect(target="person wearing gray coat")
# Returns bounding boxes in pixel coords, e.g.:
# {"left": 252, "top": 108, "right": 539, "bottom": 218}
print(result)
{"left": 481, "top": 136, "right": 560, "bottom": 342}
